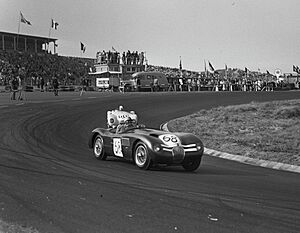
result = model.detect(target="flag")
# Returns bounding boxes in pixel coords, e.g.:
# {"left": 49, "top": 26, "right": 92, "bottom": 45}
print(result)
{"left": 20, "top": 12, "right": 31, "bottom": 25}
{"left": 225, "top": 64, "right": 228, "bottom": 79}
{"left": 80, "top": 42, "right": 86, "bottom": 53}
{"left": 51, "top": 19, "right": 59, "bottom": 30}
{"left": 266, "top": 70, "right": 270, "bottom": 75}
{"left": 179, "top": 57, "right": 182, "bottom": 70}
{"left": 112, "top": 46, "right": 117, "bottom": 52}
{"left": 208, "top": 61, "right": 215, "bottom": 73}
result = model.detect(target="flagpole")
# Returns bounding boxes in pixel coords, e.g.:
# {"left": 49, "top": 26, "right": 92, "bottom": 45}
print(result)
{"left": 18, "top": 11, "right": 21, "bottom": 34}
{"left": 17, "top": 11, "right": 21, "bottom": 51}
{"left": 48, "top": 19, "right": 52, "bottom": 53}
{"left": 144, "top": 51, "right": 147, "bottom": 71}
{"left": 204, "top": 59, "right": 207, "bottom": 79}
{"left": 48, "top": 19, "right": 52, "bottom": 38}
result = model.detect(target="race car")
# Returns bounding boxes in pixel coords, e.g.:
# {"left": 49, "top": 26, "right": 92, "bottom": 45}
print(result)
{"left": 88, "top": 107, "right": 204, "bottom": 171}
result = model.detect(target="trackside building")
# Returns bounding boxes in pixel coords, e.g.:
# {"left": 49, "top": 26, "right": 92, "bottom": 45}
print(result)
{"left": 88, "top": 50, "right": 146, "bottom": 90}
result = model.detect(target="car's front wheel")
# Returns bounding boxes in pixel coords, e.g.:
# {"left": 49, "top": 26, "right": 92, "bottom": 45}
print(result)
{"left": 182, "top": 157, "right": 201, "bottom": 171}
{"left": 134, "top": 142, "right": 152, "bottom": 170}
{"left": 93, "top": 135, "right": 107, "bottom": 160}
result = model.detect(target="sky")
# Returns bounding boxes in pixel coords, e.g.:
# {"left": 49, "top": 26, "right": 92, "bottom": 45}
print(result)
{"left": 1, "top": 0, "right": 300, "bottom": 74}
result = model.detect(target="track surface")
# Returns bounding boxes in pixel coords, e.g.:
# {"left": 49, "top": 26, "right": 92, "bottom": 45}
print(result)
{"left": 0, "top": 91, "right": 299, "bottom": 233}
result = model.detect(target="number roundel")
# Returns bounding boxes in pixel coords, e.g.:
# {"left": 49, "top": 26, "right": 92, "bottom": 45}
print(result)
{"left": 163, "top": 135, "right": 171, "bottom": 142}
{"left": 171, "top": 137, "right": 178, "bottom": 143}
{"left": 159, "top": 134, "right": 180, "bottom": 145}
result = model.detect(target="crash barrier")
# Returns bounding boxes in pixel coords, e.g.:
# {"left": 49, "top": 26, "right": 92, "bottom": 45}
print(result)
{"left": 24, "top": 86, "right": 34, "bottom": 92}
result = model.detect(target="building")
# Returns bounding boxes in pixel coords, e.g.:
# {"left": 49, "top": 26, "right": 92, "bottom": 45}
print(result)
{"left": 0, "top": 30, "right": 57, "bottom": 54}
{"left": 89, "top": 50, "right": 146, "bottom": 90}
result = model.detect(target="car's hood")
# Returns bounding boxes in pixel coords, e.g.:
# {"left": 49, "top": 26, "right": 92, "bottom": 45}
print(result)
{"left": 132, "top": 128, "right": 201, "bottom": 146}
{"left": 132, "top": 128, "right": 169, "bottom": 136}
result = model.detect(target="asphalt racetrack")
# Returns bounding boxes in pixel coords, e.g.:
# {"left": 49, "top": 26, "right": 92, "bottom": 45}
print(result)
{"left": 0, "top": 91, "right": 300, "bottom": 233}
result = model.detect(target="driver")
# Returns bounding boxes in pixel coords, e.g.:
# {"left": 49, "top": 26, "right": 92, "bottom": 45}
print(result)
{"left": 116, "top": 117, "right": 137, "bottom": 133}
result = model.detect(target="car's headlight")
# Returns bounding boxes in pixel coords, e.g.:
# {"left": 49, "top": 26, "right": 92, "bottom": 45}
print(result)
{"left": 153, "top": 145, "right": 161, "bottom": 152}
{"left": 196, "top": 143, "right": 202, "bottom": 150}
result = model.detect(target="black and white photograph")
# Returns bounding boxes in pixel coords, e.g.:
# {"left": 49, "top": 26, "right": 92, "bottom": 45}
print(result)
{"left": 0, "top": 0, "right": 299, "bottom": 232}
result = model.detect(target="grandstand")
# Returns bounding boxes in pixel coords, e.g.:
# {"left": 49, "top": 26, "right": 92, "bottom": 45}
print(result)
{"left": 0, "top": 31, "right": 57, "bottom": 54}
{"left": 0, "top": 30, "right": 94, "bottom": 88}
{"left": 0, "top": 50, "right": 94, "bottom": 86}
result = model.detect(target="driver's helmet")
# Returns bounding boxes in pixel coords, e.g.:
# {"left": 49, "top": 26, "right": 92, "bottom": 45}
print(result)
{"left": 125, "top": 117, "right": 136, "bottom": 127}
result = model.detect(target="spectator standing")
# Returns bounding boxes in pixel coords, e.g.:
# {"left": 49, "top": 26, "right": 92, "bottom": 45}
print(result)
{"left": 40, "top": 77, "right": 45, "bottom": 92}
{"left": 46, "top": 80, "right": 50, "bottom": 92}
{"left": 122, "top": 52, "right": 126, "bottom": 64}
{"left": 196, "top": 79, "right": 201, "bottom": 91}
{"left": 139, "top": 52, "right": 144, "bottom": 65}
{"left": 37, "top": 77, "right": 40, "bottom": 88}
{"left": 17, "top": 76, "right": 25, "bottom": 100}
{"left": 126, "top": 50, "right": 131, "bottom": 64}
{"left": 179, "top": 78, "right": 183, "bottom": 91}
{"left": 153, "top": 78, "right": 159, "bottom": 92}
{"left": 52, "top": 76, "right": 59, "bottom": 96}
{"left": 10, "top": 76, "right": 19, "bottom": 100}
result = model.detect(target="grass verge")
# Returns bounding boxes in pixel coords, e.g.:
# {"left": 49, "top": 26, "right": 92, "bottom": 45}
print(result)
{"left": 0, "top": 219, "right": 39, "bottom": 233}
{"left": 168, "top": 99, "right": 300, "bottom": 166}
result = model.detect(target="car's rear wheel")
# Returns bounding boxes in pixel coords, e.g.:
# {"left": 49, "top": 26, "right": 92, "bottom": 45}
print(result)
{"left": 182, "top": 157, "right": 201, "bottom": 171}
{"left": 134, "top": 142, "right": 152, "bottom": 170}
{"left": 93, "top": 135, "right": 107, "bottom": 160}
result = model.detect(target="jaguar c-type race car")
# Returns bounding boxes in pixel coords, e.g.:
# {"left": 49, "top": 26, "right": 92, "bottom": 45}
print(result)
{"left": 88, "top": 106, "right": 204, "bottom": 171}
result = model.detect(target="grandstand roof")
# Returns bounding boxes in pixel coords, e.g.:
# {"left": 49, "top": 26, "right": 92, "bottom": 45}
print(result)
{"left": 0, "top": 30, "right": 57, "bottom": 42}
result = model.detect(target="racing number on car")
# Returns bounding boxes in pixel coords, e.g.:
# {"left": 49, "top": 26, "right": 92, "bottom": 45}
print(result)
{"left": 163, "top": 135, "right": 178, "bottom": 143}
{"left": 113, "top": 138, "right": 123, "bottom": 157}
{"left": 159, "top": 134, "right": 180, "bottom": 146}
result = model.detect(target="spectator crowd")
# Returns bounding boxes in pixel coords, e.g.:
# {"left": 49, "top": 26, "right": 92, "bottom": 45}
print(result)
{"left": 0, "top": 50, "right": 298, "bottom": 93}
{"left": 96, "top": 50, "right": 145, "bottom": 65}
{"left": 0, "top": 50, "right": 94, "bottom": 89}
{"left": 146, "top": 65, "right": 298, "bottom": 92}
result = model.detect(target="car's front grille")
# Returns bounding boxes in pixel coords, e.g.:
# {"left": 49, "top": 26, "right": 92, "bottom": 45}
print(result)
{"left": 172, "top": 146, "right": 185, "bottom": 162}
{"left": 161, "top": 144, "right": 198, "bottom": 152}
